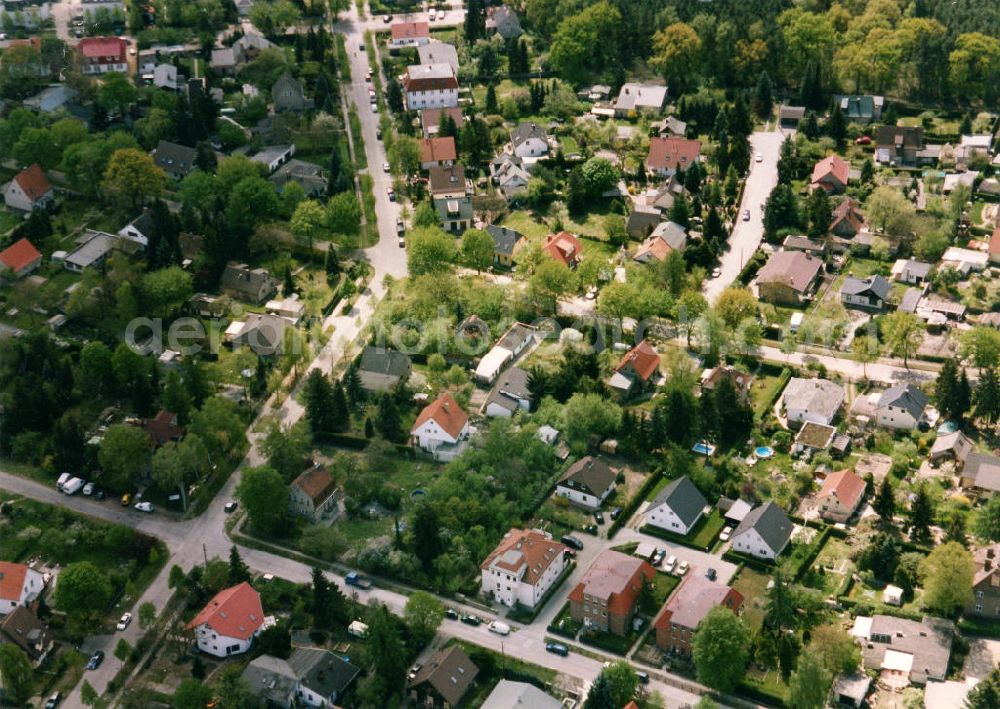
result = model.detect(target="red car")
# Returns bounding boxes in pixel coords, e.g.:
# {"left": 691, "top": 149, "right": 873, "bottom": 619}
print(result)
{"left": 855, "top": 135, "right": 871, "bottom": 145}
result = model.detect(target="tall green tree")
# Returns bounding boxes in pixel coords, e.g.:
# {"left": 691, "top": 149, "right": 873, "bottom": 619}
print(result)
{"left": 908, "top": 484, "right": 933, "bottom": 543}
{"left": 975, "top": 367, "right": 1000, "bottom": 424}
{"left": 787, "top": 650, "right": 832, "bottom": 709}
{"left": 692, "top": 607, "right": 751, "bottom": 692}
{"left": 236, "top": 466, "right": 289, "bottom": 536}
{"left": 920, "top": 541, "right": 974, "bottom": 615}
{"left": 403, "top": 591, "right": 445, "bottom": 645}
{"left": 0, "top": 645, "right": 32, "bottom": 706}
{"left": 411, "top": 502, "right": 444, "bottom": 571}
{"left": 873, "top": 477, "right": 895, "bottom": 522}
{"left": 228, "top": 545, "right": 251, "bottom": 585}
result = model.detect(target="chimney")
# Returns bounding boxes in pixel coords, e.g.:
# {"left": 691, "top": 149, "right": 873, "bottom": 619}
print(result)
{"left": 988, "top": 548, "right": 995, "bottom": 559}
{"left": 986, "top": 559, "right": 993, "bottom": 571}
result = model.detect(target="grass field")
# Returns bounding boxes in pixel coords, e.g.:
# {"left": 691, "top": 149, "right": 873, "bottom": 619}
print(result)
{"left": 730, "top": 566, "right": 772, "bottom": 633}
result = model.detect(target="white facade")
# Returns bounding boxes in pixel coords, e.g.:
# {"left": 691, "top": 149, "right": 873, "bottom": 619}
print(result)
{"left": 0, "top": 566, "right": 44, "bottom": 615}
{"left": 411, "top": 418, "right": 469, "bottom": 452}
{"left": 731, "top": 528, "right": 779, "bottom": 560}
{"left": 875, "top": 403, "right": 920, "bottom": 430}
{"left": 3, "top": 180, "right": 52, "bottom": 213}
{"left": 554, "top": 483, "right": 613, "bottom": 510}
{"left": 192, "top": 623, "right": 255, "bottom": 657}
{"left": 481, "top": 553, "right": 565, "bottom": 608}
{"left": 117, "top": 223, "right": 149, "bottom": 247}
{"left": 513, "top": 137, "right": 548, "bottom": 159}
{"left": 646, "top": 503, "right": 703, "bottom": 536}
{"left": 405, "top": 86, "right": 459, "bottom": 111}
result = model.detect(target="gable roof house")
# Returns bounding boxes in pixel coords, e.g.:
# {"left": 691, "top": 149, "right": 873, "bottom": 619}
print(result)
{"left": 700, "top": 365, "right": 754, "bottom": 402}
{"left": 251, "top": 144, "right": 296, "bottom": 174}
{"left": 854, "top": 614, "right": 954, "bottom": 686}
{"left": 417, "top": 40, "right": 460, "bottom": 73}
{"left": 614, "top": 83, "right": 668, "bottom": 118}
{"left": 569, "top": 550, "right": 655, "bottom": 635}
{"left": 411, "top": 392, "right": 472, "bottom": 461}
{"left": 288, "top": 647, "right": 360, "bottom": 707}
{"left": 185, "top": 582, "right": 270, "bottom": 657}
{"left": 876, "top": 126, "right": 927, "bottom": 166}
{"left": 485, "top": 224, "right": 523, "bottom": 267}
{"left": 289, "top": 463, "right": 341, "bottom": 523}
{"left": 646, "top": 475, "right": 708, "bottom": 536}
{"left": 483, "top": 365, "right": 532, "bottom": 418}
{"left": 269, "top": 159, "right": 327, "bottom": 197}
{"left": 210, "top": 46, "right": 239, "bottom": 75}
{"left": 633, "top": 221, "right": 686, "bottom": 262}
{"left": 510, "top": 122, "right": 550, "bottom": 162}
{"left": 403, "top": 63, "right": 459, "bottom": 111}
{"left": 782, "top": 235, "right": 826, "bottom": 256}
{"left": 834, "top": 94, "right": 884, "bottom": 124}
{"left": 389, "top": 21, "right": 431, "bottom": 50}
{"left": 227, "top": 313, "right": 290, "bottom": 357}
{"left": 755, "top": 250, "right": 823, "bottom": 305}
{"left": 23, "top": 84, "right": 79, "bottom": 114}
{"left": 434, "top": 194, "right": 473, "bottom": 233}
{"left": 811, "top": 155, "right": 850, "bottom": 194}
{"left": 542, "top": 231, "right": 582, "bottom": 268}
{"left": 407, "top": 645, "right": 479, "bottom": 708}
{"left": 891, "top": 258, "right": 933, "bottom": 286}
{"left": 77, "top": 36, "right": 128, "bottom": 75}
{"left": 118, "top": 211, "right": 155, "bottom": 248}
{"left": 778, "top": 105, "right": 806, "bottom": 128}
{"left": 731, "top": 501, "right": 793, "bottom": 560}
{"left": 966, "top": 544, "right": 1000, "bottom": 618}
{"left": 626, "top": 205, "right": 662, "bottom": 240}
{"left": 606, "top": 340, "right": 660, "bottom": 400}
{"left": 0, "top": 606, "right": 54, "bottom": 667}
{"left": 841, "top": 274, "right": 891, "bottom": 311}
{"left": 475, "top": 322, "right": 536, "bottom": 384}
{"left": 153, "top": 140, "right": 197, "bottom": 180}
{"left": 420, "top": 106, "right": 463, "bottom": 137}
{"left": 272, "top": 72, "right": 312, "bottom": 112}
{"left": 0, "top": 238, "right": 43, "bottom": 280}
{"left": 480, "top": 528, "right": 567, "bottom": 608}
{"left": 929, "top": 430, "right": 975, "bottom": 466}
{"left": 830, "top": 197, "right": 865, "bottom": 238}
{"left": 782, "top": 377, "right": 845, "bottom": 427}
{"left": 815, "top": 469, "right": 866, "bottom": 523}
{"left": 420, "top": 136, "right": 457, "bottom": 170}
{"left": 142, "top": 410, "right": 183, "bottom": 448}
{"left": 556, "top": 456, "right": 617, "bottom": 509}
{"left": 490, "top": 152, "right": 531, "bottom": 200}
{"left": 959, "top": 452, "right": 1000, "bottom": 495}
{"left": 233, "top": 30, "right": 277, "bottom": 62}
{"left": 357, "top": 346, "right": 412, "bottom": 392}
{"left": 428, "top": 164, "right": 468, "bottom": 199}
{"left": 646, "top": 137, "right": 701, "bottom": 177}
{"left": 0, "top": 562, "right": 44, "bottom": 616}
{"left": 485, "top": 5, "right": 523, "bottom": 40}
{"left": 3, "top": 164, "right": 54, "bottom": 212}
{"left": 875, "top": 384, "right": 929, "bottom": 430}
{"left": 241, "top": 654, "right": 298, "bottom": 707}
{"left": 653, "top": 576, "right": 743, "bottom": 655}
{"left": 220, "top": 263, "right": 278, "bottom": 304}
{"left": 482, "top": 681, "right": 560, "bottom": 709}
{"left": 63, "top": 230, "right": 119, "bottom": 272}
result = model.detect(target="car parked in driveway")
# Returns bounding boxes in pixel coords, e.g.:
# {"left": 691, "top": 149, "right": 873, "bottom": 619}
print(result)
{"left": 677, "top": 560, "right": 689, "bottom": 576}
{"left": 719, "top": 526, "right": 733, "bottom": 542}
{"left": 87, "top": 650, "right": 105, "bottom": 670}
{"left": 593, "top": 510, "right": 605, "bottom": 524}
{"left": 651, "top": 549, "right": 666, "bottom": 567}
{"left": 663, "top": 555, "right": 677, "bottom": 573}
{"left": 705, "top": 567, "right": 717, "bottom": 581}
{"left": 44, "top": 692, "right": 62, "bottom": 709}
{"left": 224, "top": 501, "right": 238, "bottom": 513}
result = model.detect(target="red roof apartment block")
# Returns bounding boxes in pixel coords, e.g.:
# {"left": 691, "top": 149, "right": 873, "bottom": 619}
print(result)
{"left": 653, "top": 575, "right": 743, "bottom": 654}
{"left": 412, "top": 392, "right": 468, "bottom": 440}
{"left": 0, "top": 238, "right": 43, "bottom": 277}
{"left": 569, "top": 550, "right": 654, "bottom": 636}
{"left": 811, "top": 155, "right": 850, "bottom": 193}
{"left": 77, "top": 37, "right": 128, "bottom": 72}
{"left": 542, "top": 231, "right": 582, "bottom": 268}
{"left": 186, "top": 581, "right": 265, "bottom": 640}
{"left": 646, "top": 137, "right": 701, "bottom": 175}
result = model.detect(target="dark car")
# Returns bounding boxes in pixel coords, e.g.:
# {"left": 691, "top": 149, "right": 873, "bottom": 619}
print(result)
{"left": 635, "top": 670, "right": 650, "bottom": 684}
{"left": 94, "top": 490, "right": 106, "bottom": 501}
{"left": 560, "top": 534, "right": 584, "bottom": 550}
{"left": 594, "top": 510, "right": 605, "bottom": 524}
{"left": 545, "top": 642, "right": 569, "bottom": 656}
{"left": 224, "top": 501, "right": 238, "bottom": 514}
{"left": 445, "top": 608, "right": 459, "bottom": 620}
{"left": 583, "top": 524, "right": 598, "bottom": 535}
{"left": 705, "top": 567, "right": 717, "bottom": 581}
{"left": 44, "top": 692, "right": 62, "bottom": 709}
{"left": 87, "top": 650, "right": 105, "bottom": 670}
{"left": 609, "top": 507, "right": 622, "bottom": 520}
{"left": 460, "top": 614, "right": 482, "bottom": 626}
{"left": 563, "top": 548, "right": 577, "bottom": 559}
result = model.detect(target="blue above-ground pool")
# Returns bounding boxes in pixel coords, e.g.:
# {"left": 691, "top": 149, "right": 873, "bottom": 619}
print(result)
{"left": 691, "top": 442, "right": 716, "bottom": 456}
{"left": 411, "top": 488, "right": 427, "bottom": 498}
{"left": 755, "top": 446, "right": 775, "bottom": 459}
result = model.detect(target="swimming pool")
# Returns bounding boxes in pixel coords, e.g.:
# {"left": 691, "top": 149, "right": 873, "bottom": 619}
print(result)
{"left": 691, "top": 442, "right": 716, "bottom": 456}
{"left": 755, "top": 446, "right": 775, "bottom": 459}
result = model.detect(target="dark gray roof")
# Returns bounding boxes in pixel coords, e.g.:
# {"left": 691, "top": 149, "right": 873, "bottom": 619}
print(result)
{"left": 409, "top": 645, "right": 479, "bottom": 707}
{"left": 485, "top": 366, "right": 532, "bottom": 413}
{"left": 899, "top": 287, "right": 922, "bottom": 313}
{"left": 485, "top": 224, "right": 523, "bottom": 255}
{"left": 288, "top": 647, "right": 360, "bottom": 699}
{"left": 650, "top": 475, "right": 707, "bottom": 528}
{"left": 862, "top": 615, "right": 954, "bottom": 684}
{"left": 511, "top": 122, "right": 547, "bottom": 148}
{"left": 153, "top": 140, "right": 196, "bottom": 175}
{"left": 434, "top": 195, "right": 473, "bottom": 221}
{"left": 878, "top": 384, "right": 929, "bottom": 420}
{"left": 733, "top": 501, "right": 792, "bottom": 554}
{"left": 428, "top": 164, "right": 466, "bottom": 194}
{"left": 497, "top": 322, "right": 534, "bottom": 352}
{"left": 965, "top": 452, "right": 1000, "bottom": 493}
{"left": 127, "top": 211, "right": 155, "bottom": 236}
{"left": 359, "top": 346, "right": 412, "bottom": 378}
{"left": 559, "top": 456, "right": 616, "bottom": 497}
{"left": 242, "top": 655, "right": 297, "bottom": 706}
{"left": 842, "top": 274, "right": 891, "bottom": 299}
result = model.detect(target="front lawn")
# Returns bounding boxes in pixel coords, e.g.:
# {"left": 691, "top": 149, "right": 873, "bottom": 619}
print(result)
{"left": 645, "top": 572, "right": 681, "bottom": 612}
{"left": 547, "top": 602, "right": 582, "bottom": 639}
{"left": 579, "top": 628, "right": 638, "bottom": 655}
{"left": 640, "top": 509, "right": 726, "bottom": 552}
{"left": 730, "top": 566, "right": 772, "bottom": 633}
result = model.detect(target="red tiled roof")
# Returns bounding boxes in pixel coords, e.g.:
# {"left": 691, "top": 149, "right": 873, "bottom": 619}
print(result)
{"left": 391, "top": 21, "right": 429, "bottom": 40}
{"left": 78, "top": 37, "right": 127, "bottom": 62}
{"left": 616, "top": 340, "right": 659, "bottom": 382}
{"left": 568, "top": 550, "right": 654, "bottom": 617}
{"left": 646, "top": 137, "right": 701, "bottom": 172}
{"left": 185, "top": 582, "right": 264, "bottom": 640}
{"left": 292, "top": 464, "right": 338, "bottom": 506}
{"left": 0, "top": 562, "right": 29, "bottom": 602}
{"left": 412, "top": 392, "right": 468, "bottom": 439}
{"left": 0, "top": 238, "right": 42, "bottom": 274}
{"left": 480, "top": 528, "right": 567, "bottom": 586}
{"left": 13, "top": 164, "right": 52, "bottom": 203}
{"left": 420, "top": 137, "right": 457, "bottom": 164}
{"left": 811, "top": 155, "right": 849, "bottom": 187}
{"left": 990, "top": 227, "right": 1000, "bottom": 256}
{"left": 818, "top": 469, "right": 866, "bottom": 510}
{"left": 142, "top": 410, "right": 183, "bottom": 447}
{"left": 542, "top": 231, "right": 581, "bottom": 267}
{"left": 421, "top": 107, "right": 463, "bottom": 134}
{"left": 830, "top": 198, "right": 864, "bottom": 233}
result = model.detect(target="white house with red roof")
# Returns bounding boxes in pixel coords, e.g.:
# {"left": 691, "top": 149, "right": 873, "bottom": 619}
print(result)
{"left": 0, "top": 238, "right": 43, "bottom": 279}
{"left": 480, "top": 528, "right": 567, "bottom": 608}
{"left": 411, "top": 392, "right": 472, "bottom": 461}
{"left": 645, "top": 137, "right": 701, "bottom": 177}
{"left": 389, "top": 21, "right": 431, "bottom": 50}
{"left": 186, "top": 581, "right": 271, "bottom": 657}
{"left": 4, "top": 164, "right": 53, "bottom": 212}
{"left": 0, "top": 562, "right": 44, "bottom": 616}
{"left": 77, "top": 37, "right": 128, "bottom": 75}
{"left": 816, "top": 469, "right": 866, "bottom": 523}
{"left": 542, "top": 231, "right": 582, "bottom": 268}
{"left": 606, "top": 340, "right": 660, "bottom": 399}
{"left": 810, "top": 155, "right": 850, "bottom": 194}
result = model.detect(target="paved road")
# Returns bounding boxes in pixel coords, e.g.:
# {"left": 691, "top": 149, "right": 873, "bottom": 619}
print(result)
{"left": 757, "top": 344, "right": 942, "bottom": 385}
{"left": 703, "top": 130, "right": 784, "bottom": 303}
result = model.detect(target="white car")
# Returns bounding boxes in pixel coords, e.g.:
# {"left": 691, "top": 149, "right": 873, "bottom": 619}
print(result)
{"left": 677, "top": 560, "right": 690, "bottom": 576}
{"left": 383, "top": 162, "right": 390, "bottom": 172}
{"left": 663, "top": 555, "right": 677, "bottom": 573}
{"left": 719, "top": 526, "right": 733, "bottom": 542}
{"left": 429, "top": 9, "right": 437, "bottom": 20}
{"left": 370, "top": 101, "right": 378, "bottom": 113}
{"left": 82, "top": 482, "right": 95, "bottom": 496}
{"left": 134, "top": 501, "right": 154, "bottom": 513}
{"left": 742, "top": 209, "right": 751, "bottom": 221}
{"left": 711, "top": 267, "right": 722, "bottom": 278}
{"left": 116, "top": 612, "right": 132, "bottom": 631}
{"left": 755, "top": 153, "right": 763, "bottom": 163}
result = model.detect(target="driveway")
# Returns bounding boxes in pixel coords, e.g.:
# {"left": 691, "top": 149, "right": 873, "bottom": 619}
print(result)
{"left": 616, "top": 524, "right": 739, "bottom": 586}
{"left": 703, "top": 130, "right": 785, "bottom": 303}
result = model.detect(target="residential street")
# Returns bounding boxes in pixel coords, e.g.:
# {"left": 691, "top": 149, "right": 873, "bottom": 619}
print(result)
{"left": 703, "top": 130, "right": 784, "bottom": 303}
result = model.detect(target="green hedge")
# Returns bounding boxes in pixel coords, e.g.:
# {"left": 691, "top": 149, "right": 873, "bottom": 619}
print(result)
{"left": 722, "top": 549, "right": 776, "bottom": 574}
{"left": 578, "top": 629, "right": 636, "bottom": 656}
{"left": 639, "top": 509, "right": 726, "bottom": 552}
{"left": 958, "top": 616, "right": 1000, "bottom": 637}
{"left": 607, "top": 471, "right": 662, "bottom": 539}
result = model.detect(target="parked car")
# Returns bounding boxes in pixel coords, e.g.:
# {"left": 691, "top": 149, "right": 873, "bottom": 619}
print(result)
{"left": 445, "top": 608, "right": 459, "bottom": 620}
{"left": 359, "top": 43, "right": 365, "bottom": 51}
{"left": 134, "top": 501, "right": 154, "bottom": 513}
{"left": 396, "top": 218, "right": 405, "bottom": 234}
{"left": 705, "top": 567, "right": 717, "bottom": 581}
{"left": 120, "top": 493, "right": 132, "bottom": 506}
{"left": 719, "top": 526, "right": 733, "bottom": 542}
{"left": 383, "top": 14, "right": 392, "bottom": 23}
{"left": 62, "top": 477, "right": 85, "bottom": 495}
{"left": 407, "top": 663, "right": 422, "bottom": 680}
{"left": 370, "top": 101, "right": 378, "bottom": 113}
{"left": 83, "top": 482, "right": 95, "bottom": 496}
{"left": 609, "top": 507, "right": 622, "bottom": 520}
{"left": 44, "top": 692, "right": 62, "bottom": 709}
{"left": 563, "top": 548, "right": 577, "bottom": 559}
{"left": 345, "top": 571, "right": 372, "bottom": 589}
{"left": 376, "top": 128, "right": 383, "bottom": 140}
{"left": 711, "top": 267, "right": 722, "bottom": 278}
{"left": 224, "top": 501, "right": 238, "bottom": 514}
{"left": 755, "top": 153, "right": 763, "bottom": 163}
{"left": 593, "top": 510, "right": 605, "bottom": 524}
{"left": 460, "top": 614, "right": 481, "bottom": 626}
{"left": 663, "top": 555, "right": 677, "bottom": 573}
{"left": 87, "top": 650, "right": 105, "bottom": 670}
{"left": 387, "top": 187, "right": 395, "bottom": 201}
{"left": 583, "top": 524, "right": 598, "bottom": 535}
{"left": 545, "top": 642, "right": 569, "bottom": 656}
{"left": 561, "top": 534, "right": 584, "bottom": 550}
{"left": 398, "top": 236, "right": 406, "bottom": 248}
{"left": 116, "top": 612, "right": 132, "bottom": 631}
{"left": 742, "top": 209, "right": 751, "bottom": 221}
{"left": 635, "top": 670, "right": 650, "bottom": 684}
{"left": 94, "top": 490, "right": 106, "bottom": 501}
{"left": 855, "top": 135, "right": 871, "bottom": 145}
{"left": 57, "top": 472, "right": 71, "bottom": 491}
{"left": 429, "top": 8, "right": 436, "bottom": 19}
{"left": 651, "top": 549, "right": 666, "bottom": 567}
{"left": 677, "top": 560, "right": 690, "bottom": 576}
{"left": 383, "top": 162, "right": 390, "bottom": 172}
{"left": 488, "top": 621, "right": 510, "bottom": 636}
